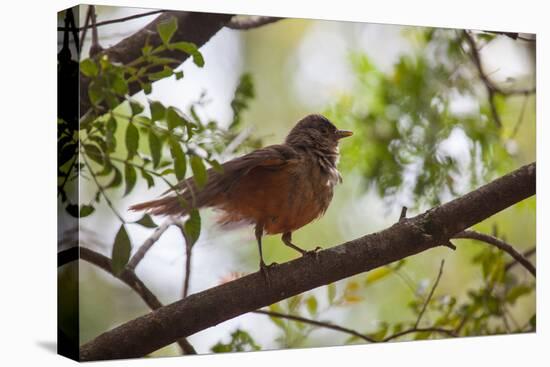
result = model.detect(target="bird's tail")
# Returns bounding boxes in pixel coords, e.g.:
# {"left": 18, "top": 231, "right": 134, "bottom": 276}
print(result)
{"left": 128, "top": 195, "right": 191, "bottom": 216}
{"left": 129, "top": 171, "right": 224, "bottom": 216}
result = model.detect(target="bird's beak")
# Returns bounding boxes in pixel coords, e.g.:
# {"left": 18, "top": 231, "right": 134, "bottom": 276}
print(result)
{"left": 336, "top": 130, "right": 353, "bottom": 139}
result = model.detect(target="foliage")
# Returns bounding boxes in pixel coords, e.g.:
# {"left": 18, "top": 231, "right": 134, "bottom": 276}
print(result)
{"left": 58, "top": 16, "right": 259, "bottom": 270}
{"left": 262, "top": 246, "right": 534, "bottom": 347}
{"left": 59, "top": 10, "right": 535, "bottom": 355}
{"left": 211, "top": 329, "right": 261, "bottom": 353}
{"left": 326, "top": 29, "right": 516, "bottom": 207}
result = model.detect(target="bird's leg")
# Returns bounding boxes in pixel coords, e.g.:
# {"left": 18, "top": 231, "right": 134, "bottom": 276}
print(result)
{"left": 282, "top": 232, "right": 322, "bottom": 257}
{"left": 255, "top": 223, "right": 272, "bottom": 282}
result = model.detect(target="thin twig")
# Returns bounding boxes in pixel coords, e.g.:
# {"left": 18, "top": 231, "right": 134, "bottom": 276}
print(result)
{"left": 222, "top": 126, "right": 254, "bottom": 157}
{"left": 89, "top": 5, "right": 103, "bottom": 57}
{"left": 79, "top": 6, "right": 92, "bottom": 52}
{"left": 79, "top": 247, "right": 196, "bottom": 354}
{"left": 483, "top": 31, "right": 536, "bottom": 42}
{"left": 252, "top": 309, "right": 376, "bottom": 343}
{"left": 59, "top": 9, "right": 167, "bottom": 32}
{"left": 82, "top": 155, "right": 126, "bottom": 223}
{"left": 254, "top": 309, "right": 457, "bottom": 343}
{"left": 415, "top": 260, "right": 445, "bottom": 329}
{"left": 399, "top": 206, "right": 408, "bottom": 221}
{"left": 225, "top": 16, "right": 284, "bottom": 30}
{"left": 503, "top": 305, "right": 521, "bottom": 331}
{"left": 126, "top": 218, "right": 176, "bottom": 270}
{"left": 502, "top": 310, "right": 512, "bottom": 332}
{"left": 505, "top": 247, "right": 535, "bottom": 272}
{"left": 392, "top": 268, "right": 417, "bottom": 296}
{"left": 382, "top": 327, "right": 457, "bottom": 341}
{"left": 511, "top": 94, "right": 530, "bottom": 138}
{"left": 463, "top": 31, "right": 536, "bottom": 96}
{"left": 462, "top": 30, "right": 536, "bottom": 128}
{"left": 453, "top": 230, "right": 536, "bottom": 277}
{"left": 176, "top": 221, "right": 193, "bottom": 298}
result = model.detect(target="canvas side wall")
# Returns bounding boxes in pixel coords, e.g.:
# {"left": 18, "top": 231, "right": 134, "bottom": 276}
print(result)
{"left": 57, "top": 4, "right": 81, "bottom": 362}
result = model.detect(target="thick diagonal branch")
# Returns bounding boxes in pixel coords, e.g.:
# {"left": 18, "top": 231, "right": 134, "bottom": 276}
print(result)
{"left": 79, "top": 247, "right": 196, "bottom": 355}
{"left": 80, "top": 162, "right": 535, "bottom": 361}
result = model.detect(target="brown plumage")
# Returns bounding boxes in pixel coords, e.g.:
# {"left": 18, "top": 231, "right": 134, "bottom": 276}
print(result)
{"left": 129, "top": 114, "right": 352, "bottom": 273}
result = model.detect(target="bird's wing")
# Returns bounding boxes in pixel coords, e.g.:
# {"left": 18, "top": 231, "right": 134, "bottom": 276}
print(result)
{"left": 129, "top": 144, "right": 300, "bottom": 215}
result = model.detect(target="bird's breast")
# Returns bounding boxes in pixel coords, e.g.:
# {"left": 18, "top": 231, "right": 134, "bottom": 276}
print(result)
{"left": 214, "top": 153, "right": 341, "bottom": 234}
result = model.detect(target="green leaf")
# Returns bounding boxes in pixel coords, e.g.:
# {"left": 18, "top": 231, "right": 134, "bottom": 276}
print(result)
{"left": 106, "top": 116, "right": 118, "bottom": 152}
{"left": 169, "top": 140, "right": 186, "bottom": 180}
{"left": 111, "top": 225, "right": 132, "bottom": 276}
{"left": 134, "top": 214, "right": 158, "bottom": 228}
{"left": 190, "top": 155, "right": 208, "bottom": 188}
{"left": 175, "top": 71, "right": 184, "bottom": 80}
{"left": 129, "top": 100, "right": 144, "bottom": 115}
{"left": 306, "top": 296, "right": 318, "bottom": 315}
{"left": 208, "top": 159, "right": 224, "bottom": 173}
{"left": 125, "top": 122, "right": 139, "bottom": 160}
{"left": 506, "top": 285, "right": 533, "bottom": 305}
{"left": 157, "top": 16, "right": 178, "bottom": 45}
{"left": 111, "top": 73, "right": 128, "bottom": 96}
{"left": 166, "top": 107, "right": 187, "bottom": 130}
{"left": 211, "top": 329, "right": 260, "bottom": 353}
{"left": 80, "top": 204, "right": 95, "bottom": 218}
{"left": 80, "top": 59, "right": 98, "bottom": 77}
{"left": 288, "top": 294, "right": 302, "bottom": 312}
{"left": 149, "top": 100, "right": 166, "bottom": 122}
{"left": 106, "top": 166, "right": 123, "bottom": 188}
{"left": 184, "top": 209, "right": 201, "bottom": 247}
{"left": 327, "top": 283, "right": 337, "bottom": 304}
{"left": 140, "top": 168, "right": 155, "bottom": 188}
{"left": 148, "top": 66, "right": 173, "bottom": 81}
{"left": 148, "top": 130, "right": 162, "bottom": 168}
{"left": 230, "top": 73, "right": 255, "bottom": 129}
{"left": 142, "top": 44, "right": 152, "bottom": 56}
{"left": 87, "top": 80, "right": 103, "bottom": 105}
{"left": 84, "top": 144, "right": 103, "bottom": 165}
{"left": 170, "top": 41, "right": 204, "bottom": 67}
{"left": 142, "top": 82, "right": 152, "bottom": 94}
{"left": 160, "top": 168, "right": 175, "bottom": 176}
{"left": 124, "top": 164, "right": 137, "bottom": 196}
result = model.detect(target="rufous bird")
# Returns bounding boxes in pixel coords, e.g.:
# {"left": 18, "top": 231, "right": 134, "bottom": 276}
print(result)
{"left": 130, "top": 114, "right": 352, "bottom": 276}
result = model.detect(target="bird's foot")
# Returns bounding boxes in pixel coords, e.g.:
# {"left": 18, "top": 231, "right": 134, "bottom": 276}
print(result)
{"left": 302, "top": 246, "right": 322, "bottom": 259}
{"left": 259, "top": 261, "right": 278, "bottom": 285}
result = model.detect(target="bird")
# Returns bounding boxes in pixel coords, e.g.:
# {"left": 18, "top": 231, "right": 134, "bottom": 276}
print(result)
{"left": 129, "top": 114, "right": 353, "bottom": 276}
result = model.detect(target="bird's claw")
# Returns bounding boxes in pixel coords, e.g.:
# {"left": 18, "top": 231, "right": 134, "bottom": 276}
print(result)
{"left": 259, "top": 261, "right": 278, "bottom": 285}
{"left": 303, "top": 246, "right": 322, "bottom": 259}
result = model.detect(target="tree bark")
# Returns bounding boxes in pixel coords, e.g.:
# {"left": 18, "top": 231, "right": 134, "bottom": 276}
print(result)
{"left": 79, "top": 11, "right": 234, "bottom": 117}
{"left": 80, "top": 162, "right": 536, "bottom": 361}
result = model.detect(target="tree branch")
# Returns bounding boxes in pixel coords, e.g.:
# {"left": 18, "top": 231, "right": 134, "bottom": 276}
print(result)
{"left": 79, "top": 11, "right": 234, "bottom": 117}
{"left": 225, "top": 16, "right": 284, "bottom": 30}
{"left": 253, "top": 309, "right": 376, "bottom": 343}
{"left": 505, "top": 247, "right": 535, "bottom": 272}
{"left": 382, "top": 327, "right": 457, "bottom": 341}
{"left": 126, "top": 218, "right": 176, "bottom": 270}
{"left": 79, "top": 247, "right": 196, "bottom": 355}
{"left": 453, "top": 230, "right": 536, "bottom": 277}
{"left": 462, "top": 31, "right": 536, "bottom": 128}
{"left": 414, "top": 260, "right": 445, "bottom": 328}
{"left": 79, "top": 162, "right": 535, "bottom": 361}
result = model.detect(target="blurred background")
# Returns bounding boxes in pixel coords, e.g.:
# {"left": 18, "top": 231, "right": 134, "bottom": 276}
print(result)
{"left": 58, "top": 5, "right": 535, "bottom": 356}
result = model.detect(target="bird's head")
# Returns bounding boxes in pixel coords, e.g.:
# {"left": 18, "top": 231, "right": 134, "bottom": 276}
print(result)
{"left": 285, "top": 114, "right": 353, "bottom": 152}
